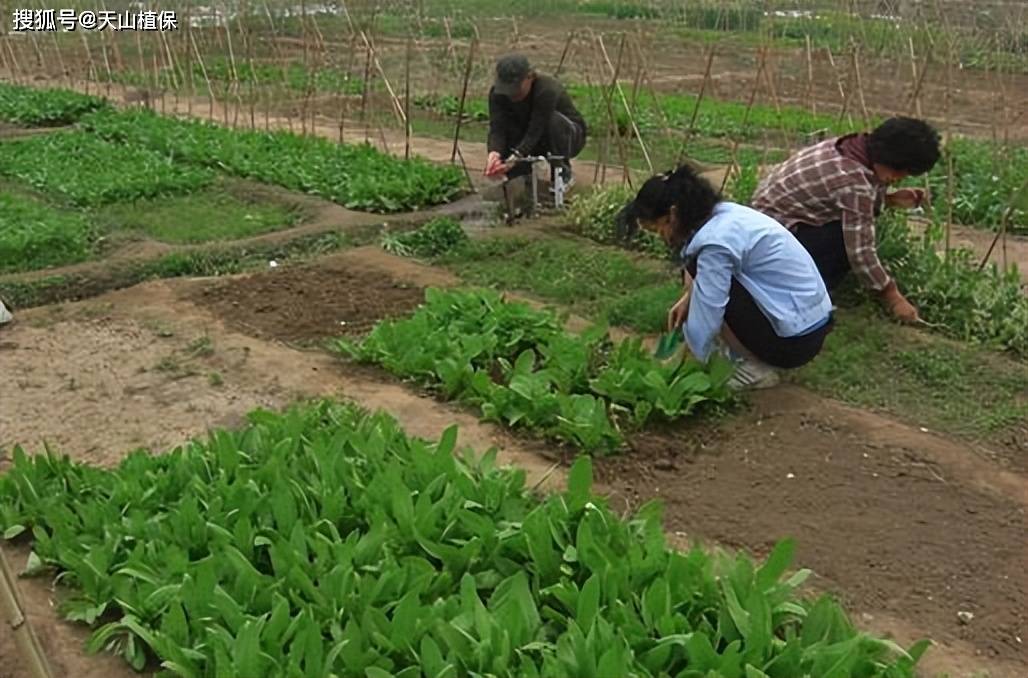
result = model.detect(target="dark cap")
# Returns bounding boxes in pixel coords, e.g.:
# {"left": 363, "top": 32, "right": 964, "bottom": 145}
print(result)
{"left": 493, "top": 53, "right": 532, "bottom": 98}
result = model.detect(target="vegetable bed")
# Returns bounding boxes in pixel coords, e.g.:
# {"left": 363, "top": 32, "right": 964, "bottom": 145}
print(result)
{"left": 0, "top": 131, "right": 214, "bottom": 207}
{"left": 0, "top": 82, "right": 110, "bottom": 127}
{"left": 81, "top": 109, "right": 465, "bottom": 213}
{"left": 0, "top": 190, "right": 95, "bottom": 273}
{"left": 339, "top": 288, "right": 732, "bottom": 452}
{"left": 0, "top": 400, "right": 928, "bottom": 677}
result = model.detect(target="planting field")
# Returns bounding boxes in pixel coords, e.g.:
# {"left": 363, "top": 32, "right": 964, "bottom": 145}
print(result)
{"left": 2, "top": 3, "right": 1028, "bottom": 678}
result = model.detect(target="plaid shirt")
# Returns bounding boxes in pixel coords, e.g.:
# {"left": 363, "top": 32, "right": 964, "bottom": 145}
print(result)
{"left": 751, "top": 137, "right": 891, "bottom": 291}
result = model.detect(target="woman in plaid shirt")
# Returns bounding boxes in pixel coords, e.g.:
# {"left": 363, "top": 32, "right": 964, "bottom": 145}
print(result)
{"left": 751, "top": 117, "right": 941, "bottom": 323}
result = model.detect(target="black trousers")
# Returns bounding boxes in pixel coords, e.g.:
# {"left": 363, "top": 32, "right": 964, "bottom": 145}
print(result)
{"left": 502, "top": 112, "right": 586, "bottom": 177}
{"left": 685, "top": 260, "right": 833, "bottom": 369}
{"left": 791, "top": 220, "right": 850, "bottom": 292}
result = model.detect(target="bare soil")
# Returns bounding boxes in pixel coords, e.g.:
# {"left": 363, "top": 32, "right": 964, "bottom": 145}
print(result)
{"left": 597, "top": 386, "right": 1028, "bottom": 676}
{"left": 187, "top": 261, "right": 425, "bottom": 344}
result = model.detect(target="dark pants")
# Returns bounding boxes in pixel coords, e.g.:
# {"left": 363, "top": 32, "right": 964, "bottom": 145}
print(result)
{"left": 503, "top": 112, "right": 586, "bottom": 177}
{"left": 792, "top": 220, "right": 850, "bottom": 291}
{"left": 685, "top": 260, "right": 833, "bottom": 369}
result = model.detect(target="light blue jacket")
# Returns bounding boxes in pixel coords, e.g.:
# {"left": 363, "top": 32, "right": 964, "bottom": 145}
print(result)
{"left": 682, "top": 202, "right": 833, "bottom": 361}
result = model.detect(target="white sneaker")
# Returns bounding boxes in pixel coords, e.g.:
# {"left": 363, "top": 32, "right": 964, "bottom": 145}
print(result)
{"left": 0, "top": 300, "right": 12, "bottom": 325}
{"left": 727, "top": 356, "right": 781, "bottom": 391}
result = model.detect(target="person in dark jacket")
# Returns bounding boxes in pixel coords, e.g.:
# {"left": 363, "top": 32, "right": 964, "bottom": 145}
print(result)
{"left": 483, "top": 53, "right": 587, "bottom": 186}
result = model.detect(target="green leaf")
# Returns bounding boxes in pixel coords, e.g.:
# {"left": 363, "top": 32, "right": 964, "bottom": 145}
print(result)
{"left": 576, "top": 574, "right": 601, "bottom": 632}
{"left": 755, "top": 539, "right": 795, "bottom": 592}
{"left": 234, "top": 618, "right": 264, "bottom": 678}
{"left": 435, "top": 425, "right": 459, "bottom": 458}
{"left": 566, "top": 456, "right": 593, "bottom": 512}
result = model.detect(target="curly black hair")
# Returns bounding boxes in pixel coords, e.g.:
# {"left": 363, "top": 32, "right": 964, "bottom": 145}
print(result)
{"left": 617, "top": 164, "right": 721, "bottom": 252}
{"left": 868, "top": 117, "right": 941, "bottom": 175}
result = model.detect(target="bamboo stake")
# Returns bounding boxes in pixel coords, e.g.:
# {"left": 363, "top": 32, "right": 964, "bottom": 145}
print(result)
{"left": 360, "top": 41, "right": 373, "bottom": 144}
{"left": 597, "top": 32, "right": 652, "bottom": 176}
{"left": 596, "top": 33, "right": 634, "bottom": 185}
{"left": 190, "top": 32, "right": 216, "bottom": 123}
{"left": 95, "top": 20, "right": 114, "bottom": 98}
{"left": 977, "top": 179, "right": 1027, "bottom": 272}
{"left": 581, "top": 69, "right": 607, "bottom": 185}
{"left": 906, "top": 51, "right": 931, "bottom": 116}
{"left": 451, "top": 37, "right": 477, "bottom": 164}
{"left": 761, "top": 47, "right": 781, "bottom": 115}
{"left": 0, "top": 545, "right": 56, "bottom": 678}
{"left": 805, "top": 34, "right": 815, "bottom": 115}
{"left": 260, "top": 0, "right": 293, "bottom": 133}
{"left": 454, "top": 141, "right": 476, "bottom": 194}
{"left": 554, "top": 31, "right": 575, "bottom": 78}
{"left": 5, "top": 40, "right": 23, "bottom": 86}
{"left": 907, "top": 36, "right": 922, "bottom": 118}
{"left": 720, "top": 47, "right": 769, "bottom": 195}
{"left": 635, "top": 39, "right": 675, "bottom": 154}
{"left": 359, "top": 31, "right": 406, "bottom": 126}
{"left": 46, "top": 20, "right": 69, "bottom": 87}
{"left": 849, "top": 40, "right": 870, "bottom": 127}
{"left": 158, "top": 25, "right": 180, "bottom": 110}
{"left": 943, "top": 35, "right": 956, "bottom": 259}
{"left": 338, "top": 31, "right": 358, "bottom": 143}
{"left": 78, "top": 31, "right": 97, "bottom": 95}
{"left": 0, "top": 36, "right": 10, "bottom": 83}
{"left": 135, "top": 18, "right": 146, "bottom": 80}
{"left": 825, "top": 46, "right": 850, "bottom": 127}
{"left": 404, "top": 35, "right": 412, "bottom": 160}
{"left": 309, "top": 10, "right": 330, "bottom": 135}
{"left": 300, "top": 0, "right": 313, "bottom": 135}
{"left": 442, "top": 17, "right": 460, "bottom": 73}
{"left": 678, "top": 46, "right": 715, "bottom": 163}
{"left": 235, "top": 6, "right": 257, "bottom": 130}
{"left": 26, "top": 20, "right": 44, "bottom": 71}
{"left": 185, "top": 5, "right": 195, "bottom": 117}
{"left": 223, "top": 2, "right": 241, "bottom": 128}
{"left": 153, "top": 53, "right": 165, "bottom": 114}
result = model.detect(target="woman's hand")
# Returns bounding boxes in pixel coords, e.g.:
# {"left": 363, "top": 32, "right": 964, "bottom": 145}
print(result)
{"left": 667, "top": 291, "right": 691, "bottom": 332}
{"left": 880, "top": 281, "right": 921, "bottom": 324}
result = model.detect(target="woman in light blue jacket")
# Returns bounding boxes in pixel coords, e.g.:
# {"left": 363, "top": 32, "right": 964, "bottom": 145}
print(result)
{"left": 619, "top": 164, "right": 834, "bottom": 390}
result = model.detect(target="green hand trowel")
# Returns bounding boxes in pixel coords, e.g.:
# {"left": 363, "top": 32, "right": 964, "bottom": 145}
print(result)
{"left": 653, "top": 329, "right": 684, "bottom": 360}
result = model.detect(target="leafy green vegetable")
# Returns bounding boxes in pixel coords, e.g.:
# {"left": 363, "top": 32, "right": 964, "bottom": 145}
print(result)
{"left": 338, "top": 288, "right": 731, "bottom": 452}
{"left": 0, "top": 83, "right": 110, "bottom": 126}
{"left": 0, "top": 131, "right": 214, "bottom": 207}
{"left": 80, "top": 108, "right": 465, "bottom": 213}
{"left": 0, "top": 191, "right": 95, "bottom": 272}
{"left": 381, "top": 217, "right": 469, "bottom": 258}
{"left": 878, "top": 213, "right": 1028, "bottom": 356}
{"left": 0, "top": 400, "right": 929, "bottom": 677}
{"left": 567, "top": 184, "right": 668, "bottom": 257}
